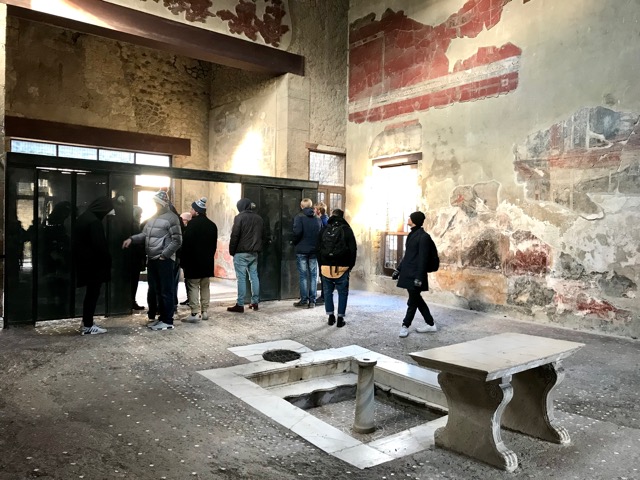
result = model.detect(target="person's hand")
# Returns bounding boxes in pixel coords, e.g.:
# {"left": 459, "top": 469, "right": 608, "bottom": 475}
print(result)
{"left": 122, "top": 238, "right": 132, "bottom": 249}
{"left": 413, "top": 279, "right": 422, "bottom": 287}
{"left": 391, "top": 270, "right": 400, "bottom": 280}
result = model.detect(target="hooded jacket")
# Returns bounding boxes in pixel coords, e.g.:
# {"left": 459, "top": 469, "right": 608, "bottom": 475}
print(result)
{"left": 229, "top": 199, "right": 264, "bottom": 255}
{"left": 292, "top": 207, "right": 322, "bottom": 255}
{"left": 181, "top": 213, "right": 218, "bottom": 279}
{"left": 317, "top": 215, "right": 357, "bottom": 269}
{"left": 130, "top": 205, "right": 182, "bottom": 261}
{"left": 73, "top": 196, "right": 114, "bottom": 287}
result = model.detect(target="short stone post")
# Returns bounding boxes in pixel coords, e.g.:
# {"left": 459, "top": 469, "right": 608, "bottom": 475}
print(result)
{"left": 353, "top": 357, "right": 377, "bottom": 434}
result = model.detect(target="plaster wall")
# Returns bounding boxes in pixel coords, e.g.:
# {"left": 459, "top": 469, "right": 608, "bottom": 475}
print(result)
{"left": 347, "top": 0, "right": 640, "bottom": 337}
{"left": 208, "top": 0, "right": 348, "bottom": 277}
{"left": 5, "top": 18, "right": 211, "bottom": 170}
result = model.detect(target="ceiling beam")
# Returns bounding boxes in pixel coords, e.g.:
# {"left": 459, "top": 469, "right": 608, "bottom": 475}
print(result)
{"left": 1, "top": 0, "right": 304, "bottom": 76}
{"left": 6, "top": 116, "right": 191, "bottom": 156}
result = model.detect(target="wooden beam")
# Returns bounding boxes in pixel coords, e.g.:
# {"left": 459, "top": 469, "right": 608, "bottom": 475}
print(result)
{"left": 2, "top": 0, "right": 304, "bottom": 76}
{"left": 5, "top": 116, "right": 191, "bottom": 156}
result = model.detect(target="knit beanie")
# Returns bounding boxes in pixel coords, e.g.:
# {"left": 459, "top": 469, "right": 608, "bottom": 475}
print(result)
{"left": 410, "top": 211, "right": 425, "bottom": 227}
{"left": 192, "top": 197, "right": 207, "bottom": 214}
{"left": 153, "top": 190, "right": 169, "bottom": 207}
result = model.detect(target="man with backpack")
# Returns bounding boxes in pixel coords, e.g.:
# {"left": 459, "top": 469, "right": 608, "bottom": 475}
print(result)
{"left": 317, "top": 209, "right": 357, "bottom": 328}
{"left": 393, "top": 211, "right": 439, "bottom": 338}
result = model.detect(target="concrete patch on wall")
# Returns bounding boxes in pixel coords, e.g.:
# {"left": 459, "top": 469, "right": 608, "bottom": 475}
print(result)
{"left": 348, "top": 0, "right": 537, "bottom": 123}
{"left": 514, "top": 106, "right": 640, "bottom": 219}
{"left": 369, "top": 120, "right": 422, "bottom": 159}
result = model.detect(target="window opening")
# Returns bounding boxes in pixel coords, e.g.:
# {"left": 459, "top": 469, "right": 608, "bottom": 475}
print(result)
{"left": 9, "top": 139, "right": 171, "bottom": 167}
{"left": 309, "top": 150, "right": 346, "bottom": 214}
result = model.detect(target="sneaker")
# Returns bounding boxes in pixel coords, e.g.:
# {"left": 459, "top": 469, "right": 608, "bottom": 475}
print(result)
{"left": 179, "top": 299, "right": 189, "bottom": 306}
{"left": 149, "top": 321, "right": 174, "bottom": 331}
{"left": 308, "top": 302, "right": 316, "bottom": 309}
{"left": 416, "top": 323, "right": 437, "bottom": 333}
{"left": 248, "top": 304, "right": 259, "bottom": 311}
{"left": 327, "top": 314, "right": 336, "bottom": 326}
{"left": 293, "top": 301, "right": 308, "bottom": 308}
{"left": 181, "top": 313, "right": 200, "bottom": 323}
{"left": 201, "top": 312, "right": 209, "bottom": 320}
{"left": 399, "top": 326, "right": 410, "bottom": 338}
{"left": 227, "top": 304, "right": 245, "bottom": 313}
{"left": 132, "top": 303, "right": 145, "bottom": 311}
{"left": 147, "top": 319, "right": 159, "bottom": 328}
{"left": 316, "top": 297, "right": 325, "bottom": 305}
{"left": 337, "top": 317, "right": 345, "bottom": 328}
{"left": 81, "top": 325, "right": 107, "bottom": 335}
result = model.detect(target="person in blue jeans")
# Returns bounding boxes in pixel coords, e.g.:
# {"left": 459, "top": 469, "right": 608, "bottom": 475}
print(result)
{"left": 317, "top": 209, "right": 357, "bottom": 327}
{"left": 292, "top": 198, "right": 322, "bottom": 308}
{"left": 227, "top": 198, "right": 264, "bottom": 313}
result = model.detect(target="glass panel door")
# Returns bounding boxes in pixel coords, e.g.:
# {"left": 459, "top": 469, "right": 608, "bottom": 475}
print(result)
{"left": 5, "top": 168, "right": 36, "bottom": 324}
{"left": 37, "top": 170, "right": 74, "bottom": 320}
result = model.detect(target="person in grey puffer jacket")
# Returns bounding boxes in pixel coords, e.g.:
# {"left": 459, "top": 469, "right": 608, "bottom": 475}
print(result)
{"left": 227, "top": 198, "right": 264, "bottom": 313}
{"left": 122, "top": 190, "right": 182, "bottom": 330}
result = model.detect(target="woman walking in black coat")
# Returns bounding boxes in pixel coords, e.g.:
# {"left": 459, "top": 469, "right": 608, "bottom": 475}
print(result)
{"left": 393, "top": 211, "right": 438, "bottom": 338}
{"left": 73, "top": 196, "right": 115, "bottom": 335}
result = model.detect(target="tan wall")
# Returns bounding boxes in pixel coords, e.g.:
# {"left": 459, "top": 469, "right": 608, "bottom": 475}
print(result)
{"left": 208, "top": 0, "right": 349, "bottom": 277}
{"left": 5, "top": 17, "right": 210, "bottom": 172}
{"left": 347, "top": 0, "right": 640, "bottom": 337}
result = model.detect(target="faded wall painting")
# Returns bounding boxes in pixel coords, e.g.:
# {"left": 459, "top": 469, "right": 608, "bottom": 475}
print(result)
{"left": 348, "top": 0, "right": 534, "bottom": 123}
{"left": 103, "top": 0, "right": 292, "bottom": 48}
{"left": 514, "top": 107, "right": 640, "bottom": 219}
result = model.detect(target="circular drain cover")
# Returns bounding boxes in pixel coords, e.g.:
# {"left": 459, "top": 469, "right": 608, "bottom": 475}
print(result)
{"left": 263, "top": 349, "right": 301, "bottom": 363}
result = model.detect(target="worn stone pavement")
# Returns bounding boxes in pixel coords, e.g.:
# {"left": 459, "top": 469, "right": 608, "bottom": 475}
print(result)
{"left": 0, "top": 288, "right": 638, "bottom": 480}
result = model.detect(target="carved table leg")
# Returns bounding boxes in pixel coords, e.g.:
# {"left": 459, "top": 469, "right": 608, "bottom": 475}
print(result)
{"left": 435, "top": 372, "right": 519, "bottom": 472}
{"left": 501, "top": 362, "right": 570, "bottom": 444}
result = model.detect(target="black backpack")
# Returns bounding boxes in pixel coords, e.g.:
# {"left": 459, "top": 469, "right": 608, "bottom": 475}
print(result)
{"left": 319, "top": 222, "right": 349, "bottom": 263}
{"left": 425, "top": 233, "right": 440, "bottom": 273}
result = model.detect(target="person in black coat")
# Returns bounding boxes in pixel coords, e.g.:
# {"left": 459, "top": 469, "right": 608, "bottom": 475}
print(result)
{"left": 394, "top": 211, "right": 437, "bottom": 338}
{"left": 180, "top": 197, "right": 218, "bottom": 322}
{"left": 73, "top": 196, "right": 114, "bottom": 335}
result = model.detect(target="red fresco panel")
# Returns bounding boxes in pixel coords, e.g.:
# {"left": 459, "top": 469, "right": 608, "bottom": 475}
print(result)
{"left": 349, "top": 0, "right": 531, "bottom": 123}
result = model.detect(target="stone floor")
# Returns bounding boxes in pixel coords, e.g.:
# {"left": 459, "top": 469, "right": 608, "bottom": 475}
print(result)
{"left": 0, "top": 287, "right": 638, "bottom": 480}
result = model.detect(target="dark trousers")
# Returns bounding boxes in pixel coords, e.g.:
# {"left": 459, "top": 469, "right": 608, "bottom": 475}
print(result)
{"left": 82, "top": 281, "right": 103, "bottom": 327}
{"left": 147, "top": 258, "right": 176, "bottom": 324}
{"left": 402, "top": 288, "right": 434, "bottom": 327}
{"left": 131, "top": 268, "right": 141, "bottom": 307}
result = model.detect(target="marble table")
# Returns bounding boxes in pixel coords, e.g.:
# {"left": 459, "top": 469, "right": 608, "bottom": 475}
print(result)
{"left": 410, "top": 332, "right": 584, "bottom": 472}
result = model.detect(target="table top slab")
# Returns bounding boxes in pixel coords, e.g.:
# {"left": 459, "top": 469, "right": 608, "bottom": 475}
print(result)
{"left": 410, "top": 333, "right": 584, "bottom": 381}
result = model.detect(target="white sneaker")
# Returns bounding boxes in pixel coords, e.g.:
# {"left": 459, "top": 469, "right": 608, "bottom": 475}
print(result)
{"left": 82, "top": 325, "right": 107, "bottom": 335}
{"left": 399, "top": 326, "right": 409, "bottom": 338}
{"left": 149, "top": 321, "right": 174, "bottom": 331}
{"left": 201, "top": 312, "right": 209, "bottom": 320}
{"left": 181, "top": 313, "right": 200, "bottom": 323}
{"left": 416, "top": 324, "right": 437, "bottom": 333}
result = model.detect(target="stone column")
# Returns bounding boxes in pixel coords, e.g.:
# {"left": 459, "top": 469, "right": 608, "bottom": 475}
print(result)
{"left": 352, "top": 357, "right": 377, "bottom": 434}
{"left": 0, "top": 4, "right": 7, "bottom": 323}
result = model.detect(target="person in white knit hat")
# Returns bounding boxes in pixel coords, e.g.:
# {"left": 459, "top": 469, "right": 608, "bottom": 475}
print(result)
{"left": 122, "top": 190, "right": 182, "bottom": 331}
{"left": 180, "top": 197, "right": 218, "bottom": 322}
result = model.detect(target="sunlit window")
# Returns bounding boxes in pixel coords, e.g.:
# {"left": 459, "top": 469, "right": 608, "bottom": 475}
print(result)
{"left": 11, "top": 140, "right": 57, "bottom": 156}
{"left": 309, "top": 151, "right": 345, "bottom": 187}
{"left": 10, "top": 139, "right": 172, "bottom": 167}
